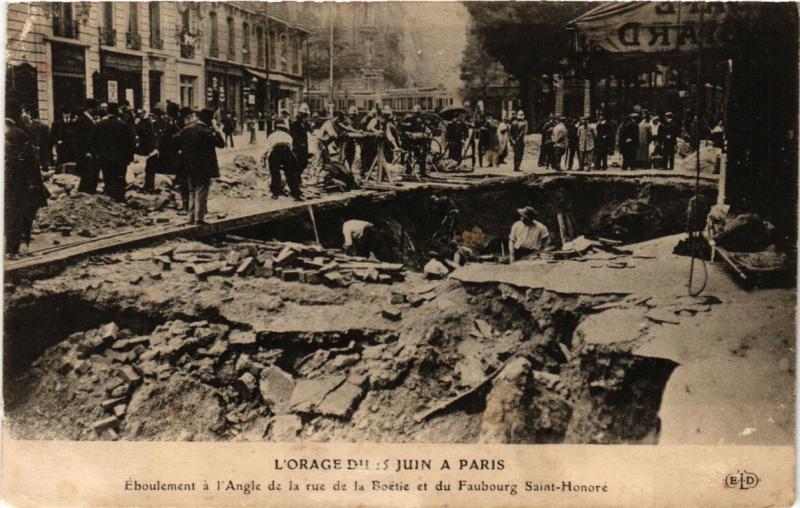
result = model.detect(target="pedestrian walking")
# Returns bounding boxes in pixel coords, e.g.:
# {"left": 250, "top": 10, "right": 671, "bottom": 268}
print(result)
{"left": 5, "top": 99, "right": 49, "bottom": 256}
{"left": 91, "top": 103, "right": 136, "bottom": 202}
{"left": 174, "top": 108, "right": 225, "bottom": 224}
{"left": 577, "top": 116, "right": 596, "bottom": 171}
{"left": 264, "top": 119, "right": 302, "bottom": 201}
{"left": 509, "top": 110, "right": 528, "bottom": 172}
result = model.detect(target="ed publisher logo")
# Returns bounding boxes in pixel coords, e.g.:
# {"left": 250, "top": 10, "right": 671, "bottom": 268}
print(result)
{"left": 725, "top": 470, "right": 760, "bottom": 490}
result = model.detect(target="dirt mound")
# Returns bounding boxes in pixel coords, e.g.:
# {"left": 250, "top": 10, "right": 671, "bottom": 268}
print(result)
{"left": 675, "top": 143, "right": 723, "bottom": 174}
{"left": 35, "top": 193, "right": 153, "bottom": 238}
{"left": 589, "top": 199, "right": 662, "bottom": 242}
{"left": 213, "top": 155, "right": 268, "bottom": 199}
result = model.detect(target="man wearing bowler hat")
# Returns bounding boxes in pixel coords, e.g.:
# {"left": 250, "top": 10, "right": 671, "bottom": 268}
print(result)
{"left": 174, "top": 108, "right": 225, "bottom": 225}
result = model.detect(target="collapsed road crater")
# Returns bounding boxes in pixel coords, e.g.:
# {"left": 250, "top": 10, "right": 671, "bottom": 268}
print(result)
{"left": 3, "top": 175, "right": 734, "bottom": 444}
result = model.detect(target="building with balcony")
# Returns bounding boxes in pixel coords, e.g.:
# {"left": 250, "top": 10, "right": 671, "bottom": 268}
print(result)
{"left": 300, "top": 2, "right": 409, "bottom": 112}
{"left": 5, "top": 2, "right": 307, "bottom": 126}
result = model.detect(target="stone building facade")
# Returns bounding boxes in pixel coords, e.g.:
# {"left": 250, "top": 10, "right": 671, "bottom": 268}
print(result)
{"left": 6, "top": 2, "right": 307, "bottom": 125}
{"left": 301, "top": 2, "right": 409, "bottom": 112}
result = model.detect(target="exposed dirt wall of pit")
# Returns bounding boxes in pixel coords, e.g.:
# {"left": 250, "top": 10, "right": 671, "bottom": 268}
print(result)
{"left": 236, "top": 177, "right": 716, "bottom": 267}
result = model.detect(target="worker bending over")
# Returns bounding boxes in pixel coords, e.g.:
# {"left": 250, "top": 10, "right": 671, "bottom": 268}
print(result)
{"left": 342, "top": 219, "right": 378, "bottom": 259}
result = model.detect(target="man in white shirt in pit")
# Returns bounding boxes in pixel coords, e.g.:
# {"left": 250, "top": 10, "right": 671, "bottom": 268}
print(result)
{"left": 342, "top": 219, "right": 379, "bottom": 258}
{"left": 508, "top": 206, "right": 550, "bottom": 262}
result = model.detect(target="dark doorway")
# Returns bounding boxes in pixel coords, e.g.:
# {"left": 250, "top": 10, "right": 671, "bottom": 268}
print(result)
{"left": 149, "top": 70, "right": 162, "bottom": 111}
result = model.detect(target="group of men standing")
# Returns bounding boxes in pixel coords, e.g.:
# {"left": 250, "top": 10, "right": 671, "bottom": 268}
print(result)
{"left": 537, "top": 110, "right": 682, "bottom": 171}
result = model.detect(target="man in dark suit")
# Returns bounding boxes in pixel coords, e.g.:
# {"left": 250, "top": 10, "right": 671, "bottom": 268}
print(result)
{"left": 174, "top": 108, "right": 225, "bottom": 225}
{"left": 91, "top": 102, "right": 136, "bottom": 202}
{"left": 290, "top": 104, "right": 312, "bottom": 175}
{"left": 50, "top": 106, "right": 74, "bottom": 168}
{"left": 619, "top": 113, "right": 640, "bottom": 170}
{"left": 659, "top": 111, "right": 680, "bottom": 170}
{"left": 5, "top": 99, "right": 48, "bottom": 255}
{"left": 74, "top": 98, "right": 98, "bottom": 193}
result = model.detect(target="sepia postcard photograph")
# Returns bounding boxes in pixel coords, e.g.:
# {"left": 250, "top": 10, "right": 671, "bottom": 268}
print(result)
{"left": 1, "top": 1, "right": 797, "bottom": 506}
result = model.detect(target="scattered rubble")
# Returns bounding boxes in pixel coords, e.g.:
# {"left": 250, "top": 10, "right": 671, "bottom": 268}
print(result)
{"left": 137, "top": 237, "right": 407, "bottom": 287}
{"left": 34, "top": 194, "right": 155, "bottom": 239}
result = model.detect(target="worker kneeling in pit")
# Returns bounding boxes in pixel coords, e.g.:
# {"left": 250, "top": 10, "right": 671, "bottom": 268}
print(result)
{"left": 343, "top": 219, "right": 379, "bottom": 259}
{"left": 508, "top": 206, "right": 550, "bottom": 262}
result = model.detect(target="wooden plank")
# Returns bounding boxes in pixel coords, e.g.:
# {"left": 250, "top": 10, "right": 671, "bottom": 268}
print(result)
{"left": 4, "top": 191, "right": 384, "bottom": 279}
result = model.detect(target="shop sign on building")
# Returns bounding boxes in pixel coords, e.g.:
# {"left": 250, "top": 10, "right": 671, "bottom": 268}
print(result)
{"left": 570, "top": 2, "right": 752, "bottom": 54}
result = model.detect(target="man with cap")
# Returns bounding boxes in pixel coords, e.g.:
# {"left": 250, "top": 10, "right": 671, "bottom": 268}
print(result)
{"left": 339, "top": 106, "right": 362, "bottom": 171}
{"left": 508, "top": 206, "right": 550, "bottom": 262}
{"left": 74, "top": 98, "right": 98, "bottom": 193}
{"left": 290, "top": 103, "right": 312, "bottom": 175}
{"left": 659, "top": 112, "right": 679, "bottom": 170}
{"left": 509, "top": 110, "right": 528, "bottom": 172}
{"left": 173, "top": 108, "right": 225, "bottom": 224}
{"left": 401, "top": 104, "right": 429, "bottom": 177}
{"left": 264, "top": 118, "right": 302, "bottom": 201}
{"left": 5, "top": 98, "right": 49, "bottom": 256}
{"left": 91, "top": 103, "right": 136, "bottom": 202}
{"left": 594, "top": 112, "right": 612, "bottom": 170}
{"left": 619, "top": 113, "right": 640, "bottom": 170}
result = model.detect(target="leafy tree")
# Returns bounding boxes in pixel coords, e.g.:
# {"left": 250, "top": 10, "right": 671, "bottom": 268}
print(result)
{"left": 464, "top": 2, "right": 592, "bottom": 122}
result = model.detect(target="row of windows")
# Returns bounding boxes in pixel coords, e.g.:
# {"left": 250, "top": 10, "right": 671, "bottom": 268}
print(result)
{"left": 209, "top": 10, "right": 304, "bottom": 74}
{"left": 308, "top": 92, "right": 453, "bottom": 115}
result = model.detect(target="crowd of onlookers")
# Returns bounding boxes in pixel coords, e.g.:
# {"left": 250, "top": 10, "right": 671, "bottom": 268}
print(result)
{"left": 536, "top": 108, "right": 724, "bottom": 172}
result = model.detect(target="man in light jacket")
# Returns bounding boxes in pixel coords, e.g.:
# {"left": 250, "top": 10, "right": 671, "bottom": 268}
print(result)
{"left": 577, "top": 116, "right": 596, "bottom": 171}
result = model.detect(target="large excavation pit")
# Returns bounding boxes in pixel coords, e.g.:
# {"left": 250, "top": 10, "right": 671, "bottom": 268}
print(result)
{"left": 7, "top": 175, "right": 760, "bottom": 445}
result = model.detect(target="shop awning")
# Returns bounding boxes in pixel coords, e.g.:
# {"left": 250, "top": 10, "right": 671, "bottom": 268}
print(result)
{"left": 568, "top": 2, "right": 751, "bottom": 54}
{"left": 244, "top": 67, "right": 267, "bottom": 80}
{"left": 269, "top": 72, "right": 304, "bottom": 88}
